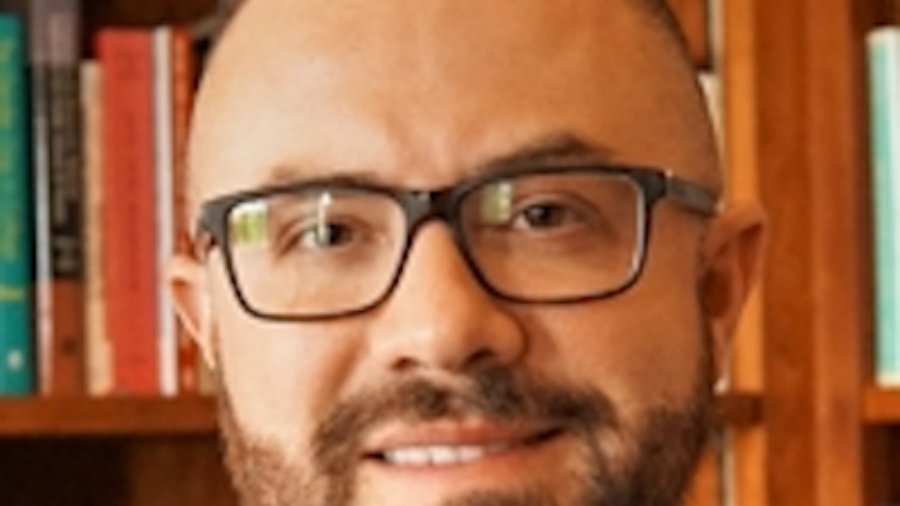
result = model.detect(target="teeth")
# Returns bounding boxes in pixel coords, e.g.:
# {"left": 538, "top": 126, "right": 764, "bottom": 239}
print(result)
{"left": 382, "top": 443, "right": 512, "bottom": 467}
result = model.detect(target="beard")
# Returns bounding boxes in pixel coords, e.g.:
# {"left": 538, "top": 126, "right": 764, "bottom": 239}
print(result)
{"left": 215, "top": 331, "right": 715, "bottom": 506}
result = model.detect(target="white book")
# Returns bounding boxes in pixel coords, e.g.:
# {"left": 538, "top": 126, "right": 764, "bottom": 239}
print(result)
{"left": 153, "top": 25, "right": 178, "bottom": 397}
{"left": 81, "top": 60, "right": 112, "bottom": 396}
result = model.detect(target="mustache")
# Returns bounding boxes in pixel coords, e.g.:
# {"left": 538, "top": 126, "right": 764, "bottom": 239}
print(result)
{"left": 312, "top": 366, "right": 620, "bottom": 476}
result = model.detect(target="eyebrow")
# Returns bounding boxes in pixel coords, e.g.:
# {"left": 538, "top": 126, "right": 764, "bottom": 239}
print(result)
{"left": 264, "top": 162, "right": 381, "bottom": 188}
{"left": 261, "top": 132, "right": 619, "bottom": 189}
{"left": 480, "top": 133, "right": 618, "bottom": 175}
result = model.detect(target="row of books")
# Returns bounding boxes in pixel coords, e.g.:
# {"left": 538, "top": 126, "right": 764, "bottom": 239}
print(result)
{"left": 88, "top": 25, "right": 204, "bottom": 397}
{"left": 0, "top": 0, "right": 210, "bottom": 396}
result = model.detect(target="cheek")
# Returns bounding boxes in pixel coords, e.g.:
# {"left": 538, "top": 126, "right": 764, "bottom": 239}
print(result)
{"left": 209, "top": 270, "right": 362, "bottom": 452}
{"left": 518, "top": 233, "right": 705, "bottom": 414}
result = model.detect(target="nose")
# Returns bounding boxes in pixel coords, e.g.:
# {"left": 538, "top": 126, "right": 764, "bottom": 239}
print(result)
{"left": 365, "top": 222, "right": 527, "bottom": 375}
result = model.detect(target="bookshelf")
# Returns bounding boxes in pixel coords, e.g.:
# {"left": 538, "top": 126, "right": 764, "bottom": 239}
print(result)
{"left": 0, "top": 397, "right": 217, "bottom": 436}
{"left": 721, "top": 0, "right": 900, "bottom": 505}
{"left": 3, "top": 0, "right": 899, "bottom": 504}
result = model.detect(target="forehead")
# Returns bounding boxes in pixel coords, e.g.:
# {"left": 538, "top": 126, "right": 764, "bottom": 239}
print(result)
{"left": 190, "top": 0, "right": 712, "bottom": 204}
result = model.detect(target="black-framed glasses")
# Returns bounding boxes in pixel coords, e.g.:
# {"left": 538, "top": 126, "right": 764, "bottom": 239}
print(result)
{"left": 195, "top": 164, "right": 718, "bottom": 321}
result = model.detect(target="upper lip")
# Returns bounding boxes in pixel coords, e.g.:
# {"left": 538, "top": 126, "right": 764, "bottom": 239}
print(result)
{"left": 361, "top": 419, "right": 562, "bottom": 457}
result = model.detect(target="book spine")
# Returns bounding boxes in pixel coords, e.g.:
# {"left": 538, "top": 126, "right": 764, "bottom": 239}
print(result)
{"left": 0, "top": 15, "right": 34, "bottom": 395}
{"left": 98, "top": 29, "right": 159, "bottom": 396}
{"left": 153, "top": 26, "right": 177, "bottom": 397}
{"left": 81, "top": 60, "right": 112, "bottom": 397}
{"left": 170, "top": 27, "right": 201, "bottom": 395}
{"left": 867, "top": 27, "right": 900, "bottom": 387}
{"left": 28, "top": 0, "right": 84, "bottom": 395}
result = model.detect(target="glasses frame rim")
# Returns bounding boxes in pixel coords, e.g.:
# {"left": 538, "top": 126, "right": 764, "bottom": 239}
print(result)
{"left": 195, "top": 164, "right": 719, "bottom": 321}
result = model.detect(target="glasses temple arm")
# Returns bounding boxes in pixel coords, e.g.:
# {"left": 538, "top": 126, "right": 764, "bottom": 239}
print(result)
{"left": 664, "top": 172, "right": 721, "bottom": 216}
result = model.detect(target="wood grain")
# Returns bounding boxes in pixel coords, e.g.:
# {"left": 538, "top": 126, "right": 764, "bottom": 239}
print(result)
{"left": 721, "top": 1, "right": 768, "bottom": 504}
{"left": 746, "top": 0, "right": 871, "bottom": 505}
{"left": 0, "top": 397, "right": 217, "bottom": 436}
{"left": 864, "top": 387, "right": 900, "bottom": 423}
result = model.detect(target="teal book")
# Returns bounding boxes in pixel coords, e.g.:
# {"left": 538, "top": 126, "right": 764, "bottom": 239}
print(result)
{"left": 0, "top": 14, "right": 33, "bottom": 395}
{"left": 868, "top": 27, "right": 900, "bottom": 387}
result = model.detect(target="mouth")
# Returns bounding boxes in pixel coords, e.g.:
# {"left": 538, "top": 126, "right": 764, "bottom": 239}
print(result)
{"left": 363, "top": 425, "right": 565, "bottom": 468}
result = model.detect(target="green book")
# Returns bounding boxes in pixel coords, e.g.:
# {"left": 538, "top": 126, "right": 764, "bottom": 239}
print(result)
{"left": 0, "top": 14, "right": 33, "bottom": 395}
{"left": 868, "top": 27, "right": 900, "bottom": 387}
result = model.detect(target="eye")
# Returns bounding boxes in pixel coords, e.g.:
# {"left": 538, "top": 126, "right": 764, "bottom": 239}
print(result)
{"left": 273, "top": 219, "right": 359, "bottom": 256}
{"left": 510, "top": 201, "right": 585, "bottom": 232}
{"left": 297, "top": 222, "right": 355, "bottom": 250}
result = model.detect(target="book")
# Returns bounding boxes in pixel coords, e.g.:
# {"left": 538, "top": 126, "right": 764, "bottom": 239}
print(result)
{"left": 28, "top": 0, "right": 85, "bottom": 395}
{"left": 867, "top": 27, "right": 900, "bottom": 387}
{"left": 81, "top": 60, "right": 112, "bottom": 396}
{"left": 97, "top": 29, "right": 159, "bottom": 396}
{"left": 0, "top": 14, "right": 33, "bottom": 395}
{"left": 153, "top": 26, "right": 178, "bottom": 397}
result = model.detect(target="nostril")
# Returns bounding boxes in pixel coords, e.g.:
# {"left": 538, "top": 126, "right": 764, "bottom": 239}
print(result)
{"left": 390, "top": 345, "right": 502, "bottom": 374}
{"left": 392, "top": 356, "right": 420, "bottom": 373}
{"left": 463, "top": 347, "right": 500, "bottom": 370}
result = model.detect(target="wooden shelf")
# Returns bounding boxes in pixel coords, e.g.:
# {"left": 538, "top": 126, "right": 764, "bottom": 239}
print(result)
{"left": 0, "top": 392, "right": 762, "bottom": 438}
{"left": 0, "top": 396, "right": 218, "bottom": 437}
{"left": 864, "top": 386, "right": 900, "bottom": 424}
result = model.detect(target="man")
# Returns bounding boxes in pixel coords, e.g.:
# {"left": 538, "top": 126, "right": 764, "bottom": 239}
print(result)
{"left": 168, "top": 1, "right": 765, "bottom": 505}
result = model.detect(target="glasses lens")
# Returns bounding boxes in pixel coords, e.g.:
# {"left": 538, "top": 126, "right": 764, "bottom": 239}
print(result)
{"left": 225, "top": 188, "right": 406, "bottom": 317}
{"left": 461, "top": 171, "right": 643, "bottom": 300}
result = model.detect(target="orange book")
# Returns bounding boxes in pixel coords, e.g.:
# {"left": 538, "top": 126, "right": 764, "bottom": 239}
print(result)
{"left": 97, "top": 29, "right": 159, "bottom": 396}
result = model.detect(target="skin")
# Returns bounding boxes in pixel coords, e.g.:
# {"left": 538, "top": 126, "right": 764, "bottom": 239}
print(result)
{"left": 169, "top": 1, "right": 765, "bottom": 505}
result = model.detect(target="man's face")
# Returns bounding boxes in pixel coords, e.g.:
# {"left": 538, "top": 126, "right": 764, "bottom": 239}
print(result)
{"left": 172, "top": 1, "right": 762, "bottom": 505}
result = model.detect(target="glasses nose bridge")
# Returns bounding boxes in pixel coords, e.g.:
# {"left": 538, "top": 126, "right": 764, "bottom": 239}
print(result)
{"left": 402, "top": 187, "right": 461, "bottom": 239}
{"left": 395, "top": 187, "right": 476, "bottom": 286}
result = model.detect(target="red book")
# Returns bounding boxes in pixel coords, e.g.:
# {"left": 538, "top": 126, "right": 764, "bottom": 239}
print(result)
{"left": 97, "top": 29, "right": 159, "bottom": 396}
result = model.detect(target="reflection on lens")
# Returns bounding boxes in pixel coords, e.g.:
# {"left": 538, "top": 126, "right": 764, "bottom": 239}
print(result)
{"left": 463, "top": 172, "right": 642, "bottom": 300}
{"left": 226, "top": 188, "right": 406, "bottom": 317}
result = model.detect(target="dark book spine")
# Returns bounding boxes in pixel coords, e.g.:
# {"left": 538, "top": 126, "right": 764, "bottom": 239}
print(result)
{"left": 29, "top": 0, "right": 84, "bottom": 395}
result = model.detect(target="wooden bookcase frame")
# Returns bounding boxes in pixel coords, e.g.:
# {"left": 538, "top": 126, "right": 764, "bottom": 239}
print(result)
{"left": 723, "top": 0, "right": 900, "bottom": 505}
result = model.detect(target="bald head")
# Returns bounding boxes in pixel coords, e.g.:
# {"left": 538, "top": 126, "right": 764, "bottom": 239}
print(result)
{"left": 188, "top": 0, "right": 719, "bottom": 213}
{"left": 172, "top": 4, "right": 762, "bottom": 506}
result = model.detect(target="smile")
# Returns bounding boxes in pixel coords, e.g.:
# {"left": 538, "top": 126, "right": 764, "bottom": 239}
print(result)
{"left": 365, "top": 425, "right": 564, "bottom": 468}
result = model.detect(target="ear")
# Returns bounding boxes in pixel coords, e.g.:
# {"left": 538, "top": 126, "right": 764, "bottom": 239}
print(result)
{"left": 698, "top": 202, "right": 767, "bottom": 385}
{"left": 168, "top": 254, "right": 217, "bottom": 368}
